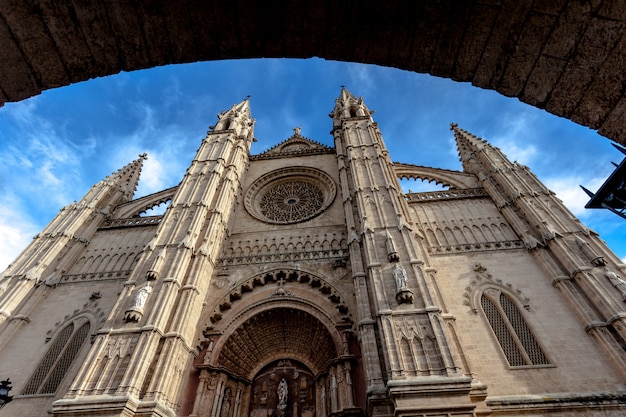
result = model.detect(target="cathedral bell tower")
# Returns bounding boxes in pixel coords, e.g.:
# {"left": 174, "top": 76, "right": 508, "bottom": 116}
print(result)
{"left": 51, "top": 99, "right": 255, "bottom": 417}
{"left": 330, "top": 88, "right": 475, "bottom": 417}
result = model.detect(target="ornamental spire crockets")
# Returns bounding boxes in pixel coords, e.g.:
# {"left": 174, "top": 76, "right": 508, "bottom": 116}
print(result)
{"left": 330, "top": 86, "right": 374, "bottom": 126}
{"left": 211, "top": 96, "right": 255, "bottom": 140}
{"left": 81, "top": 152, "right": 147, "bottom": 209}
{"left": 450, "top": 123, "right": 489, "bottom": 175}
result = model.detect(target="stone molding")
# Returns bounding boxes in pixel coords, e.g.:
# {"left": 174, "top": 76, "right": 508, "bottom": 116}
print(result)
{"left": 406, "top": 188, "right": 488, "bottom": 202}
{"left": 206, "top": 269, "right": 352, "bottom": 327}
{"left": 463, "top": 263, "right": 530, "bottom": 314}
{"left": 218, "top": 248, "right": 348, "bottom": 266}
{"left": 394, "top": 163, "right": 480, "bottom": 189}
{"left": 428, "top": 239, "right": 524, "bottom": 255}
{"left": 58, "top": 270, "right": 132, "bottom": 284}
{"left": 486, "top": 391, "right": 626, "bottom": 413}
{"left": 99, "top": 215, "right": 162, "bottom": 229}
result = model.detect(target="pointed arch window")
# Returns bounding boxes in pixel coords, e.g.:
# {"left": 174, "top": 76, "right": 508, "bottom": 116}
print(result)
{"left": 21, "top": 319, "right": 91, "bottom": 395}
{"left": 481, "top": 291, "right": 550, "bottom": 367}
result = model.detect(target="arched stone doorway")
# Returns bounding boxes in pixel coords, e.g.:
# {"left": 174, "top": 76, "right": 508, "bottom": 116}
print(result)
{"left": 189, "top": 307, "right": 359, "bottom": 417}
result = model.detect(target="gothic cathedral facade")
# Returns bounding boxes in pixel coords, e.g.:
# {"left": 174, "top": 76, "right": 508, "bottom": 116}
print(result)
{"left": 1, "top": 89, "right": 626, "bottom": 417}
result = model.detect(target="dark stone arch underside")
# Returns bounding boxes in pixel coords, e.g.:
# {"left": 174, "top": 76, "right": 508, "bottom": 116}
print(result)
{"left": 1, "top": 1, "right": 626, "bottom": 144}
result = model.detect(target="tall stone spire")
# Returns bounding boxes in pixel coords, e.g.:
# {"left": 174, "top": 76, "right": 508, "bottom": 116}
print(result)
{"left": 55, "top": 99, "right": 256, "bottom": 416}
{"left": 0, "top": 154, "right": 147, "bottom": 324}
{"left": 333, "top": 88, "right": 471, "bottom": 416}
{"left": 452, "top": 123, "right": 506, "bottom": 177}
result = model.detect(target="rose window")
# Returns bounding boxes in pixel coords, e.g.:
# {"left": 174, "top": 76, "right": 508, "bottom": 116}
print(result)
{"left": 259, "top": 180, "right": 324, "bottom": 223}
{"left": 245, "top": 167, "right": 336, "bottom": 224}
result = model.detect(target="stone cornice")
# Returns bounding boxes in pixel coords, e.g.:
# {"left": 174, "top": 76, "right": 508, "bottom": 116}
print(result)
{"left": 428, "top": 240, "right": 524, "bottom": 255}
{"left": 406, "top": 188, "right": 488, "bottom": 203}
{"left": 99, "top": 216, "right": 162, "bottom": 230}
{"left": 218, "top": 249, "right": 348, "bottom": 266}
{"left": 59, "top": 270, "right": 132, "bottom": 284}
{"left": 250, "top": 147, "right": 335, "bottom": 161}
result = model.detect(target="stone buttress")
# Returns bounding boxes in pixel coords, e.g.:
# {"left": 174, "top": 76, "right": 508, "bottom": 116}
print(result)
{"left": 331, "top": 88, "right": 475, "bottom": 417}
{"left": 453, "top": 125, "right": 626, "bottom": 379}
{"left": 50, "top": 99, "right": 255, "bottom": 417}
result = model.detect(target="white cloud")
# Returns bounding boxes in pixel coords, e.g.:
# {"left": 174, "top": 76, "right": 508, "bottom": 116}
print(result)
{"left": 489, "top": 111, "right": 540, "bottom": 166}
{"left": 347, "top": 63, "right": 375, "bottom": 91}
{"left": 0, "top": 196, "right": 40, "bottom": 271}
{"left": 0, "top": 99, "right": 94, "bottom": 215}
{"left": 496, "top": 140, "right": 537, "bottom": 166}
{"left": 544, "top": 176, "right": 605, "bottom": 217}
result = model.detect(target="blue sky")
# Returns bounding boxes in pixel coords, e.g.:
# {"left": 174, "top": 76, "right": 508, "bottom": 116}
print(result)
{"left": 0, "top": 58, "right": 624, "bottom": 269}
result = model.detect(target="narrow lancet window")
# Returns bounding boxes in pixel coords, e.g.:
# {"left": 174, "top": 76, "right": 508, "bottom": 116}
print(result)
{"left": 481, "top": 291, "right": 549, "bottom": 367}
{"left": 21, "top": 320, "right": 90, "bottom": 395}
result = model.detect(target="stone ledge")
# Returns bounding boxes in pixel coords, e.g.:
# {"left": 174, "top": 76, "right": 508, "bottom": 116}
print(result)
{"left": 486, "top": 391, "right": 626, "bottom": 411}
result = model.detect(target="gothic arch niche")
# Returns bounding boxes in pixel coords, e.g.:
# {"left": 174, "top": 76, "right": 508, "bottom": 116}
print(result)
{"left": 249, "top": 359, "right": 316, "bottom": 417}
{"left": 190, "top": 305, "right": 361, "bottom": 417}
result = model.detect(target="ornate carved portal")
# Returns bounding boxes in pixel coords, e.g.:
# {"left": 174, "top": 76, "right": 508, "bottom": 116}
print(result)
{"left": 250, "top": 360, "right": 315, "bottom": 417}
{"left": 191, "top": 306, "right": 362, "bottom": 417}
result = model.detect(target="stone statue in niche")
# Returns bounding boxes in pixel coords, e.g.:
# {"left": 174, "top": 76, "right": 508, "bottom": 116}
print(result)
{"left": 604, "top": 267, "right": 626, "bottom": 301}
{"left": 393, "top": 264, "right": 408, "bottom": 290}
{"left": 249, "top": 359, "right": 315, "bottom": 417}
{"left": 124, "top": 282, "right": 153, "bottom": 322}
{"left": 132, "top": 283, "right": 152, "bottom": 309}
{"left": 392, "top": 264, "right": 413, "bottom": 304}
{"left": 221, "top": 387, "right": 232, "bottom": 417}
{"left": 277, "top": 378, "right": 288, "bottom": 415}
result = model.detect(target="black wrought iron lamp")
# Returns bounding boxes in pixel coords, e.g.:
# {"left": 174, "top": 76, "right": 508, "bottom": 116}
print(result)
{"left": 0, "top": 379, "right": 13, "bottom": 409}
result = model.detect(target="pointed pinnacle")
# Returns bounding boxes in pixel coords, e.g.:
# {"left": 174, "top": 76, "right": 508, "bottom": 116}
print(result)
{"left": 612, "top": 143, "right": 626, "bottom": 155}
{"left": 580, "top": 185, "right": 596, "bottom": 198}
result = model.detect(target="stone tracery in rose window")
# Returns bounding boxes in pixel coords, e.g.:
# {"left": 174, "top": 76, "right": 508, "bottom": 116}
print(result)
{"left": 244, "top": 167, "right": 336, "bottom": 225}
{"left": 259, "top": 180, "right": 324, "bottom": 223}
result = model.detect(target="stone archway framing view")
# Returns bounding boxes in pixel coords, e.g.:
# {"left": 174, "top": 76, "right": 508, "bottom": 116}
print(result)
{"left": 1, "top": 1, "right": 626, "bottom": 145}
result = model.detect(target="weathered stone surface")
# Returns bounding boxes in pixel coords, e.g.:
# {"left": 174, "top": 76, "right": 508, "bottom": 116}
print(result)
{"left": 453, "top": 3, "right": 499, "bottom": 82}
{"left": 599, "top": 96, "right": 626, "bottom": 140}
{"left": 135, "top": 0, "right": 173, "bottom": 67}
{"left": 430, "top": 2, "right": 472, "bottom": 78}
{"left": 572, "top": 31, "right": 626, "bottom": 129}
{"left": 405, "top": 2, "right": 444, "bottom": 73}
{"left": 161, "top": 0, "right": 197, "bottom": 64}
{"left": 0, "top": 14, "right": 38, "bottom": 101}
{"left": 104, "top": 0, "right": 150, "bottom": 71}
{"left": 37, "top": 0, "right": 98, "bottom": 82}
{"left": 187, "top": 0, "right": 219, "bottom": 60}
{"left": 498, "top": 12, "right": 555, "bottom": 97}
{"left": 546, "top": 16, "right": 624, "bottom": 118}
{"left": 472, "top": 0, "right": 534, "bottom": 90}
{"left": 0, "top": 0, "right": 69, "bottom": 88}
{"left": 1, "top": 0, "right": 626, "bottom": 145}
{"left": 521, "top": 54, "right": 567, "bottom": 107}
{"left": 71, "top": 0, "right": 121, "bottom": 77}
